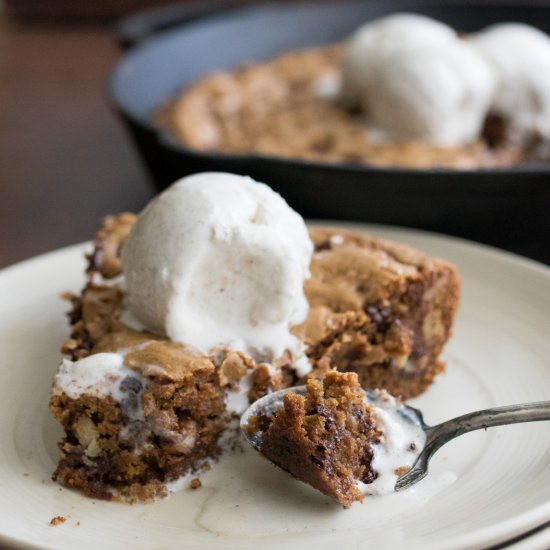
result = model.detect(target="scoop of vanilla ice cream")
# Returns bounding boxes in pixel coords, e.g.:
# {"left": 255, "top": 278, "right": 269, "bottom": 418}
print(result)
{"left": 121, "top": 173, "right": 313, "bottom": 359}
{"left": 341, "top": 13, "right": 496, "bottom": 145}
{"left": 471, "top": 23, "right": 550, "bottom": 141}
{"left": 341, "top": 14, "right": 455, "bottom": 108}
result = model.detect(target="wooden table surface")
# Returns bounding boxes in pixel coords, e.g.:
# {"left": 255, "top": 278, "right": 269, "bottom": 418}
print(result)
{"left": 1, "top": 13, "right": 548, "bottom": 270}
{"left": 0, "top": 15, "right": 154, "bottom": 269}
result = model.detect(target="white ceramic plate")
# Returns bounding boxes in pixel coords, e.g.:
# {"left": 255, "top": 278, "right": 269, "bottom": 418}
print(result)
{"left": 0, "top": 224, "right": 549, "bottom": 550}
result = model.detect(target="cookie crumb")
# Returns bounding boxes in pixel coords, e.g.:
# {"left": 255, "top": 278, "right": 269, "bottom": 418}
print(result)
{"left": 190, "top": 478, "right": 201, "bottom": 490}
{"left": 394, "top": 466, "right": 409, "bottom": 477}
{"left": 50, "top": 516, "right": 67, "bottom": 526}
{"left": 75, "top": 521, "right": 81, "bottom": 527}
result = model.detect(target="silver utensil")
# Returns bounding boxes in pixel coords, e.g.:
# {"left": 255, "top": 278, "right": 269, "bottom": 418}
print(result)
{"left": 240, "top": 386, "right": 550, "bottom": 492}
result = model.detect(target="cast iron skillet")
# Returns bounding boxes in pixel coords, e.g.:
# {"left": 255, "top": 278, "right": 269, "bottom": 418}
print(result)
{"left": 109, "top": 0, "right": 550, "bottom": 263}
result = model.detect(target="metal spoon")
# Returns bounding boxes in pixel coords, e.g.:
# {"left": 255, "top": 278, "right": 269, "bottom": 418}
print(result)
{"left": 240, "top": 386, "right": 550, "bottom": 492}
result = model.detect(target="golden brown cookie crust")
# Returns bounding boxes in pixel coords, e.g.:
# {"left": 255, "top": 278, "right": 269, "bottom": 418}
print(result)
{"left": 159, "top": 45, "right": 524, "bottom": 169}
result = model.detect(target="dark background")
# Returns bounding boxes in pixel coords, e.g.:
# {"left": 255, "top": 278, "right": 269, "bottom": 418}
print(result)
{"left": 1, "top": 1, "right": 548, "bottom": 269}
{"left": 0, "top": 5, "right": 157, "bottom": 269}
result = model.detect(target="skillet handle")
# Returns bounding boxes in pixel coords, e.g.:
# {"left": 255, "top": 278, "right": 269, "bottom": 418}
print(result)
{"left": 115, "top": 0, "right": 258, "bottom": 50}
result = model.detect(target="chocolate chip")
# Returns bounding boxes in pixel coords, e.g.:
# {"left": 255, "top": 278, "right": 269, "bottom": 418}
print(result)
{"left": 314, "top": 240, "right": 332, "bottom": 252}
{"left": 361, "top": 447, "right": 378, "bottom": 484}
{"left": 482, "top": 113, "right": 508, "bottom": 148}
{"left": 255, "top": 411, "right": 274, "bottom": 433}
{"left": 120, "top": 394, "right": 140, "bottom": 418}
{"left": 249, "top": 348, "right": 273, "bottom": 364}
{"left": 119, "top": 376, "right": 142, "bottom": 394}
{"left": 361, "top": 469, "right": 378, "bottom": 484}
{"left": 364, "top": 301, "right": 394, "bottom": 333}
{"left": 120, "top": 420, "right": 150, "bottom": 449}
{"left": 311, "top": 135, "right": 334, "bottom": 153}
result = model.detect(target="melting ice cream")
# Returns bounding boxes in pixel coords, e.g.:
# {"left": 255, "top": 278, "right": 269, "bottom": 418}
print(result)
{"left": 121, "top": 172, "right": 313, "bottom": 364}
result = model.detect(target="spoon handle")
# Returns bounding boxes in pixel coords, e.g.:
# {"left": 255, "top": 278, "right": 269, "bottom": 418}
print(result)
{"left": 425, "top": 400, "right": 550, "bottom": 449}
{"left": 395, "top": 401, "right": 550, "bottom": 491}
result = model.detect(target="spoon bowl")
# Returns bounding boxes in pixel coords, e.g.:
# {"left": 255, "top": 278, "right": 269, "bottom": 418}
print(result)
{"left": 241, "top": 385, "right": 550, "bottom": 493}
